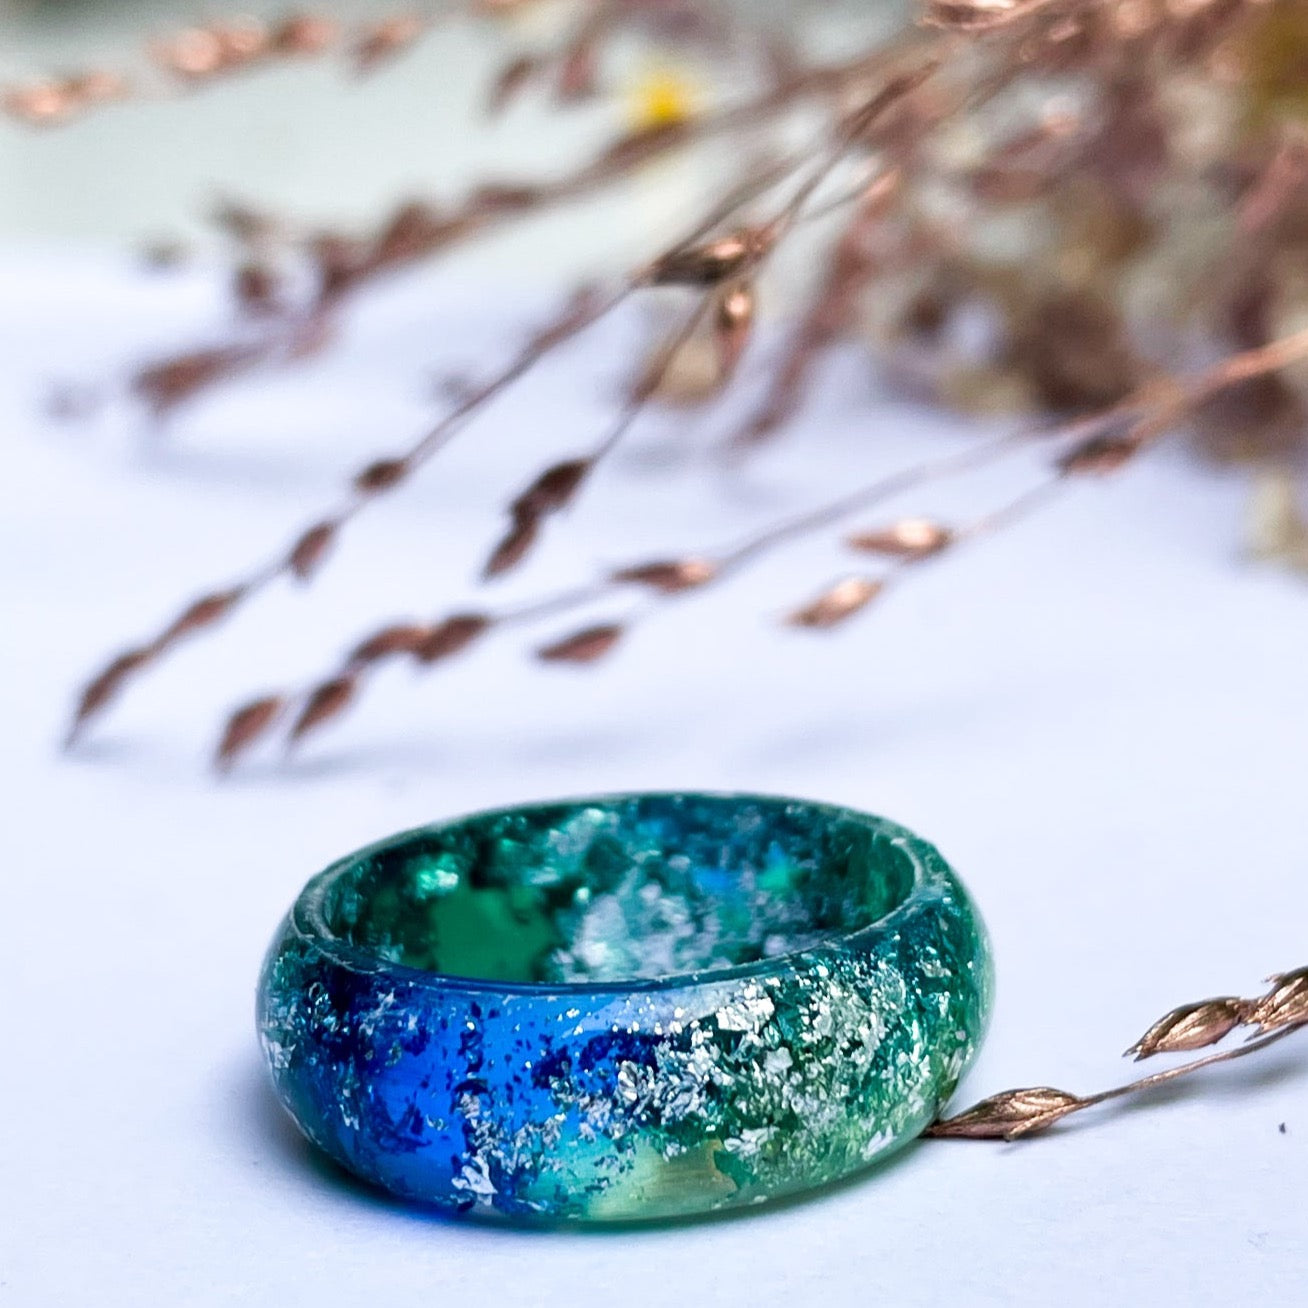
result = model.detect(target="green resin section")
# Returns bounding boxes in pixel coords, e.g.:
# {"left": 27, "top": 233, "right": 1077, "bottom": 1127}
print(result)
{"left": 323, "top": 799, "right": 918, "bottom": 983}
{"left": 259, "top": 793, "right": 992, "bottom": 1223}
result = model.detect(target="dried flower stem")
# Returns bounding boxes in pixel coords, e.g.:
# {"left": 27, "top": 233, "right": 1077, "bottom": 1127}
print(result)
{"left": 1, "top": 9, "right": 429, "bottom": 126}
{"left": 481, "top": 62, "right": 943, "bottom": 575}
{"left": 68, "top": 284, "right": 624, "bottom": 746}
{"left": 786, "top": 474, "right": 1063, "bottom": 627}
{"left": 226, "top": 307, "right": 1308, "bottom": 757}
{"left": 106, "top": 290, "right": 1308, "bottom": 760}
{"left": 0, "top": 4, "right": 578, "bottom": 128}
{"left": 69, "top": 134, "right": 831, "bottom": 744}
{"left": 65, "top": 0, "right": 1308, "bottom": 757}
{"left": 218, "top": 422, "right": 1046, "bottom": 760}
{"left": 119, "top": 37, "right": 906, "bottom": 424}
{"left": 929, "top": 966, "right": 1308, "bottom": 1141}
{"left": 482, "top": 178, "right": 853, "bottom": 569}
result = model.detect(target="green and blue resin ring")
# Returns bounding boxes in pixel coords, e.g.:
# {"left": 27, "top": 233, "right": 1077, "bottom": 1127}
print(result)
{"left": 258, "top": 793, "right": 992, "bottom": 1222}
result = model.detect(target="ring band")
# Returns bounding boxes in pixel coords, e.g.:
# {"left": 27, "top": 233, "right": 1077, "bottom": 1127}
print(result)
{"left": 258, "top": 792, "right": 992, "bottom": 1222}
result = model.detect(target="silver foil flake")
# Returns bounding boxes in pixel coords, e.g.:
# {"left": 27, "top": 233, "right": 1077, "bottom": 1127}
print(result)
{"left": 652, "top": 1037, "right": 721, "bottom": 1119}
{"left": 723, "top": 1126, "right": 776, "bottom": 1159}
{"left": 615, "top": 1060, "right": 655, "bottom": 1111}
{"left": 451, "top": 1157, "right": 497, "bottom": 1200}
{"left": 259, "top": 1031, "right": 293, "bottom": 1071}
{"left": 715, "top": 986, "right": 776, "bottom": 1032}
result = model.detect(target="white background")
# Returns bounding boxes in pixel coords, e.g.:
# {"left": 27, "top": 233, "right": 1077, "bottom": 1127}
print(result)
{"left": 1, "top": 244, "right": 1305, "bottom": 1306}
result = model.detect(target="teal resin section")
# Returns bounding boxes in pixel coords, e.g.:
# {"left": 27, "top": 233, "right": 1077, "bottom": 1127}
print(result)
{"left": 257, "top": 794, "right": 992, "bottom": 1222}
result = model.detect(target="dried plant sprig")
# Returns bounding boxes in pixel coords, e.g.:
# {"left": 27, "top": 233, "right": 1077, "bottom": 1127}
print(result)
{"left": 787, "top": 577, "right": 885, "bottom": 629}
{"left": 0, "top": 5, "right": 534, "bottom": 128}
{"left": 733, "top": 171, "right": 900, "bottom": 446}
{"left": 786, "top": 476, "right": 1061, "bottom": 629}
{"left": 847, "top": 517, "right": 954, "bottom": 559}
{"left": 213, "top": 586, "right": 608, "bottom": 765}
{"left": 241, "top": 300, "right": 1308, "bottom": 761}
{"left": 58, "top": 0, "right": 1308, "bottom": 761}
{"left": 928, "top": 966, "right": 1308, "bottom": 1141}
{"left": 1124, "top": 996, "right": 1253, "bottom": 1060}
{"left": 73, "top": 52, "right": 946, "bottom": 744}
{"left": 66, "top": 587, "right": 247, "bottom": 747}
{"left": 925, "top": 1087, "right": 1083, "bottom": 1140}
{"left": 214, "top": 421, "right": 1047, "bottom": 761}
{"left": 120, "top": 37, "right": 904, "bottom": 410}
{"left": 5, "top": 0, "right": 803, "bottom": 128}
{"left": 481, "top": 291, "right": 715, "bottom": 579}
{"left": 295, "top": 63, "right": 938, "bottom": 595}
{"left": 536, "top": 622, "right": 625, "bottom": 663}
{"left": 101, "top": 292, "right": 1308, "bottom": 759}
{"left": 482, "top": 58, "right": 953, "bottom": 577}
{"left": 1, "top": 10, "right": 385, "bottom": 125}
{"left": 67, "top": 284, "right": 621, "bottom": 745}
{"left": 1247, "top": 967, "right": 1308, "bottom": 1034}
{"left": 787, "top": 316, "right": 1308, "bottom": 627}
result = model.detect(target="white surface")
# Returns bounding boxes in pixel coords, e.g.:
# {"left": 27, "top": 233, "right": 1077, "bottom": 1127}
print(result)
{"left": 1, "top": 250, "right": 1306, "bottom": 1306}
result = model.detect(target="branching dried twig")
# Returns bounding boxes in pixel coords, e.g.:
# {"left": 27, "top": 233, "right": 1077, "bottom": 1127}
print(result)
{"left": 115, "top": 39, "right": 910, "bottom": 420}
{"left": 49, "top": 0, "right": 1308, "bottom": 761}
{"left": 70, "top": 55, "right": 940, "bottom": 746}
{"left": 208, "top": 415, "right": 1061, "bottom": 761}
{"left": 213, "top": 303, "right": 1308, "bottom": 764}
{"left": 1, "top": 9, "right": 423, "bottom": 125}
{"left": 67, "top": 284, "right": 620, "bottom": 745}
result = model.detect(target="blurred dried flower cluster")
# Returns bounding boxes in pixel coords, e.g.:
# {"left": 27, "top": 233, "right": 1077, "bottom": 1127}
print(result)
{"left": 4, "top": 0, "right": 1306, "bottom": 760}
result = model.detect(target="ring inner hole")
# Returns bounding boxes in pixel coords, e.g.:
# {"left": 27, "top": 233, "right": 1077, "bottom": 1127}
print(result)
{"left": 321, "top": 796, "right": 917, "bottom": 984}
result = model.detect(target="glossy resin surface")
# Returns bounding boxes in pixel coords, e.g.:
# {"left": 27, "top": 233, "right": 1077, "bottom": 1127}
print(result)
{"left": 258, "top": 793, "right": 992, "bottom": 1222}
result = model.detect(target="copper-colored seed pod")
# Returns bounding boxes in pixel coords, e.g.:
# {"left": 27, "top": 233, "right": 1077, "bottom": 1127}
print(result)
{"left": 67, "top": 71, "right": 131, "bottom": 104}
{"left": 926, "top": 1087, "right": 1084, "bottom": 1140}
{"left": 4, "top": 83, "right": 75, "bottom": 124}
{"left": 1056, "top": 432, "right": 1141, "bottom": 475}
{"left": 648, "top": 228, "right": 769, "bottom": 287}
{"left": 355, "top": 16, "right": 426, "bottom": 72}
{"left": 1125, "top": 997, "right": 1252, "bottom": 1060}
{"left": 216, "top": 696, "right": 285, "bottom": 769}
{"left": 348, "top": 624, "right": 433, "bottom": 665}
{"left": 416, "top": 614, "right": 491, "bottom": 663}
{"left": 353, "top": 458, "right": 410, "bottom": 493}
{"left": 1248, "top": 968, "right": 1308, "bottom": 1034}
{"left": 272, "top": 15, "right": 340, "bottom": 56}
{"left": 847, "top": 518, "right": 952, "bottom": 559}
{"left": 153, "top": 28, "right": 225, "bottom": 78}
{"left": 512, "top": 459, "right": 591, "bottom": 518}
{"left": 289, "top": 675, "right": 357, "bottom": 744}
{"left": 484, "top": 514, "right": 540, "bottom": 578}
{"left": 537, "top": 623, "right": 624, "bottom": 664}
{"left": 212, "top": 20, "right": 269, "bottom": 67}
{"left": 612, "top": 559, "right": 717, "bottom": 593}
{"left": 714, "top": 283, "right": 756, "bottom": 379}
{"left": 787, "top": 577, "right": 883, "bottom": 628}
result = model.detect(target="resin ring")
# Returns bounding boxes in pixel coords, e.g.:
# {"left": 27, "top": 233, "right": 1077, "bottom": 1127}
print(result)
{"left": 258, "top": 793, "right": 992, "bottom": 1222}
